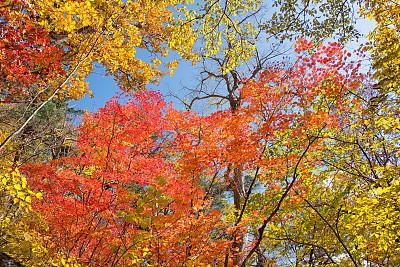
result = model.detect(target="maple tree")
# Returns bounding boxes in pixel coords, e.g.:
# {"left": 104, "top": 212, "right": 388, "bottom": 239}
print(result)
{"left": 176, "top": 1, "right": 363, "bottom": 261}
{"left": 0, "top": 3, "right": 198, "bottom": 253}
{"left": 23, "top": 91, "right": 229, "bottom": 266}
{"left": 0, "top": 0, "right": 64, "bottom": 102}
{"left": 166, "top": 39, "right": 365, "bottom": 265}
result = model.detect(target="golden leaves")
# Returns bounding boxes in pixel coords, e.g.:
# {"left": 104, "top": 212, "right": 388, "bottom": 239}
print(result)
{"left": 360, "top": 0, "right": 400, "bottom": 93}
{"left": 7, "top": 0, "right": 198, "bottom": 100}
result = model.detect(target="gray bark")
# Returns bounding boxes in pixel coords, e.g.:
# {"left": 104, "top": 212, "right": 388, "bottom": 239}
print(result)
{"left": 232, "top": 164, "right": 248, "bottom": 265}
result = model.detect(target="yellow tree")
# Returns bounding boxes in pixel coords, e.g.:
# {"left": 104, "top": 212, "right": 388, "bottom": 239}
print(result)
{"left": 259, "top": 43, "right": 400, "bottom": 265}
{"left": 360, "top": 0, "right": 400, "bottom": 93}
{"left": 0, "top": 165, "right": 67, "bottom": 266}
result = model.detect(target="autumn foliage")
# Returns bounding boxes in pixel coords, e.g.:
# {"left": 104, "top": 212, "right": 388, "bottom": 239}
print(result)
{"left": 1, "top": 0, "right": 400, "bottom": 266}
{"left": 0, "top": 0, "right": 64, "bottom": 101}
{"left": 166, "top": 38, "right": 365, "bottom": 264}
{"left": 22, "top": 91, "right": 228, "bottom": 266}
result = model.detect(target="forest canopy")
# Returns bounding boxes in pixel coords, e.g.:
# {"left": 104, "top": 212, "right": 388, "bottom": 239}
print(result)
{"left": 1, "top": 0, "right": 399, "bottom": 266}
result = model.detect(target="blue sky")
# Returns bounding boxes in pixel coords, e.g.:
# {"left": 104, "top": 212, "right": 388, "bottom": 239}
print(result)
{"left": 70, "top": 51, "right": 195, "bottom": 112}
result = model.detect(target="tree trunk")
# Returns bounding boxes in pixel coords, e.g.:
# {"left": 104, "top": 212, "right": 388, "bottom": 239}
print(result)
{"left": 232, "top": 164, "right": 247, "bottom": 265}
{"left": 226, "top": 72, "right": 248, "bottom": 265}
